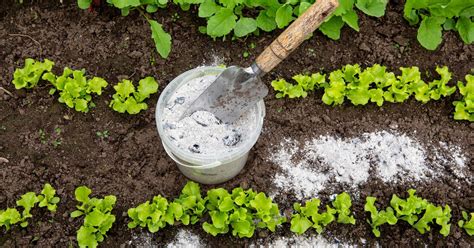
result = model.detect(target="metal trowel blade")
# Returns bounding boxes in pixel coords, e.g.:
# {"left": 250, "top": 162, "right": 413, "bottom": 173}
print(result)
{"left": 180, "top": 66, "right": 268, "bottom": 124}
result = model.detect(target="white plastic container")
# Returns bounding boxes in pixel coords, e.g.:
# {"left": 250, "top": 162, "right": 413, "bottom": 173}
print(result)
{"left": 156, "top": 67, "right": 265, "bottom": 184}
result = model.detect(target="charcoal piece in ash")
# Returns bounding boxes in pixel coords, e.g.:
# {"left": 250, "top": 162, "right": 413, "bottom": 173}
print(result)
{"left": 189, "top": 144, "right": 201, "bottom": 153}
{"left": 223, "top": 132, "right": 242, "bottom": 146}
{"left": 175, "top": 97, "right": 185, "bottom": 104}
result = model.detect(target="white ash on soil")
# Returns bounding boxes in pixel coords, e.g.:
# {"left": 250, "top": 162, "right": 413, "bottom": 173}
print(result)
{"left": 162, "top": 74, "right": 256, "bottom": 156}
{"left": 271, "top": 130, "right": 467, "bottom": 200}
{"left": 166, "top": 229, "right": 204, "bottom": 248}
{"left": 127, "top": 231, "right": 158, "bottom": 248}
{"left": 251, "top": 235, "right": 354, "bottom": 248}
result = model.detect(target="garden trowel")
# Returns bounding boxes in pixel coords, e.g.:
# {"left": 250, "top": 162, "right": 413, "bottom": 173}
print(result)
{"left": 181, "top": 0, "right": 339, "bottom": 123}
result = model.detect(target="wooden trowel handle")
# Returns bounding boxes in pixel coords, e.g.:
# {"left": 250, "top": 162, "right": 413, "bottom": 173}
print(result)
{"left": 255, "top": 0, "right": 339, "bottom": 74}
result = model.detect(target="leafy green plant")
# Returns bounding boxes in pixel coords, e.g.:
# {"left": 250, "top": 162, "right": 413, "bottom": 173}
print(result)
{"left": 453, "top": 74, "right": 474, "bottom": 122}
{"left": 271, "top": 73, "right": 325, "bottom": 98}
{"left": 127, "top": 195, "right": 172, "bottom": 233}
{"left": 70, "top": 186, "right": 117, "bottom": 248}
{"left": 109, "top": 77, "right": 159, "bottom": 114}
{"left": 0, "top": 208, "right": 22, "bottom": 231}
{"left": 290, "top": 198, "right": 335, "bottom": 234}
{"left": 16, "top": 192, "right": 39, "bottom": 227}
{"left": 203, "top": 187, "right": 285, "bottom": 238}
{"left": 272, "top": 64, "right": 461, "bottom": 119}
{"left": 43, "top": 68, "right": 108, "bottom": 113}
{"left": 458, "top": 211, "right": 474, "bottom": 236}
{"left": 390, "top": 189, "right": 451, "bottom": 237}
{"left": 364, "top": 196, "right": 397, "bottom": 237}
{"left": 12, "top": 58, "right": 54, "bottom": 89}
{"left": 172, "top": 181, "right": 206, "bottom": 225}
{"left": 290, "top": 192, "right": 354, "bottom": 235}
{"left": 127, "top": 181, "right": 206, "bottom": 232}
{"left": 403, "top": 0, "right": 474, "bottom": 50}
{"left": 332, "top": 192, "right": 356, "bottom": 224}
{"left": 0, "top": 184, "right": 59, "bottom": 231}
{"left": 38, "top": 183, "right": 61, "bottom": 212}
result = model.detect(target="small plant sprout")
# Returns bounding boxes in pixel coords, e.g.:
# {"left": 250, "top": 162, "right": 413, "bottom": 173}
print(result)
{"left": 96, "top": 130, "right": 109, "bottom": 139}
{"left": 0, "top": 184, "right": 59, "bottom": 232}
{"left": 458, "top": 211, "right": 474, "bottom": 236}
{"left": 43, "top": 68, "right": 108, "bottom": 113}
{"left": 364, "top": 196, "right": 398, "bottom": 237}
{"left": 12, "top": 58, "right": 54, "bottom": 89}
{"left": 110, "top": 77, "right": 159, "bottom": 114}
{"left": 70, "top": 186, "right": 117, "bottom": 248}
{"left": 39, "top": 129, "right": 47, "bottom": 144}
{"left": 291, "top": 198, "right": 336, "bottom": 235}
{"left": 38, "top": 183, "right": 61, "bottom": 212}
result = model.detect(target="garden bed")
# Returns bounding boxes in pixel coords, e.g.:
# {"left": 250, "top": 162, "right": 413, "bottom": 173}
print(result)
{"left": 0, "top": 0, "right": 473, "bottom": 247}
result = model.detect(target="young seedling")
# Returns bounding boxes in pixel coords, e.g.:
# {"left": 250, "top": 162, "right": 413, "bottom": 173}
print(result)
{"left": 43, "top": 68, "right": 107, "bottom": 113}
{"left": 290, "top": 198, "right": 335, "bottom": 235}
{"left": 12, "top": 59, "right": 54, "bottom": 89}
{"left": 70, "top": 186, "right": 117, "bottom": 248}
{"left": 458, "top": 211, "right": 474, "bottom": 236}
{"left": 37, "top": 183, "right": 61, "bottom": 212}
{"left": 109, "top": 77, "right": 159, "bottom": 115}
{"left": 364, "top": 196, "right": 397, "bottom": 237}
{"left": 96, "top": 130, "right": 109, "bottom": 139}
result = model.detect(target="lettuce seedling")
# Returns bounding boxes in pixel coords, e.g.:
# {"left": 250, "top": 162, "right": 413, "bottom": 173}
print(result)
{"left": 390, "top": 189, "right": 428, "bottom": 225}
{"left": 332, "top": 192, "right": 356, "bottom": 224}
{"left": 43, "top": 68, "right": 107, "bottom": 113}
{"left": 109, "top": 77, "right": 159, "bottom": 114}
{"left": 70, "top": 186, "right": 117, "bottom": 248}
{"left": 290, "top": 198, "right": 335, "bottom": 235}
{"left": 453, "top": 74, "right": 474, "bottom": 122}
{"left": 458, "top": 211, "right": 474, "bottom": 236}
{"left": 427, "top": 66, "right": 456, "bottom": 101}
{"left": 322, "top": 70, "right": 346, "bottom": 105}
{"left": 0, "top": 208, "right": 22, "bottom": 231}
{"left": 12, "top": 58, "right": 54, "bottom": 89}
{"left": 364, "top": 196, "right": 397, "bottom": 237}
{"left": 128, "top": 195, "right": 171, "bottom": 233}
{"left": 16, "top": 192, "right": 39, "bottom": 227}
{"left": 390, "top": 189, "right": 451, "bottom": 236}
{"left": 37, "top": 183, "right": 61, "bottom": 212}
{"left": 203, "top": 187, "right": 285, "bottom": 238}
{"left": 413, "top": 204, "right": 451, "bottom": 236}
{"left": 271, "top": 73, "right": 325, "bottom": 99}
{"left": 173, "top": 181, "right": 206, "bottom": 225}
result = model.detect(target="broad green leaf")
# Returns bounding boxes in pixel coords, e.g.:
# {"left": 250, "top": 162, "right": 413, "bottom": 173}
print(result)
{"left": 199, "top": 0, "right": 220, "bottom": 18}
{"left": 109, "top": 0, "right": 141, "bottom": 8}
{"left": 207, "top": 8, "right": 237, "bottom": 37}
{"left": 75, "top": 186, "right": 92, "bottom": 203}
{"left": 455, "top": 16, "right": 474, "bottom": 44}
{"left": 256, "top": 10, "right": 277, "bottom": 32}
{"left": 342, "top": 9, "right": 359, "bottom": 31}
{"left": 275, "top": 4, "right": 293, "bottom": 28}
{"left": 290, "top": 214, "right": 312, "bottom": 234}
{"left": 355, "top": 0, "right": 388, "bottom": 17}
{"left": 319, "top": 16, "right": 345, "bottom": 40}
{"left": 234, "top": 17, "right": 257, "bottom": 37}
{"left": 136, "top": 76, "right": 159, "bottom": 100}
{"left": 149, "top": 20, "right": 172, "bottom": 59}
{"left": 333, "top": 0, "right": 355, "bottom": 16}
{"left": 78, "top": 0, "right": 92, "bottom": 9}
{"left": 417, "top": 16, "right": 446, "bottom": 50}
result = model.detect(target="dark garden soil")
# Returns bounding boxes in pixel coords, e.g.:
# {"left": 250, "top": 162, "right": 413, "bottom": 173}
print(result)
{"left": 0, "top": 0, "right": 473, "bottom": 247}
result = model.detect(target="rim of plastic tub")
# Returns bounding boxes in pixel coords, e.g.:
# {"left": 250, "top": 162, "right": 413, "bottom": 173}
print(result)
{"left": 156, "top": 66, "right": 265, "bottom": 165}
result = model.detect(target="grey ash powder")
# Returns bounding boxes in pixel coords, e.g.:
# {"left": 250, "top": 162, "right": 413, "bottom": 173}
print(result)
{"left": 162, "top": 74, "right": 256, "bottom": 156}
